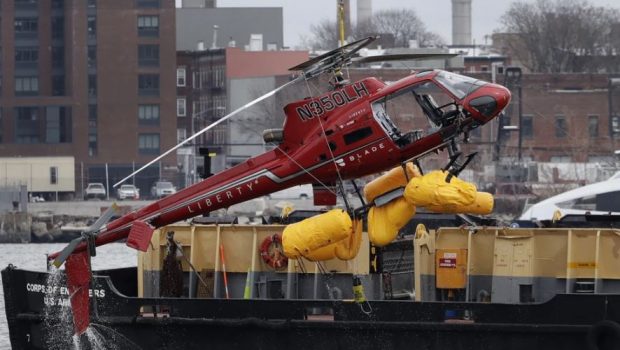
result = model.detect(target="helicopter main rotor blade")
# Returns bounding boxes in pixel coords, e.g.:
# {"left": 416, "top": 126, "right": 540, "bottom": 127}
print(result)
{"left": 288, "top": 36, "right": 376, "bottom": 72}
{"left": 113, "top": 75, "right": 304, "bottom": 188}
{"left": 353, "top": 53, "right": 458, "bottom": 64}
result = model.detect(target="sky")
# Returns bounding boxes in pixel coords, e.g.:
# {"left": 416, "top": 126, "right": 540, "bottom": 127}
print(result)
{"left": 194, "top": 0, "right": 620, "bottom": 48}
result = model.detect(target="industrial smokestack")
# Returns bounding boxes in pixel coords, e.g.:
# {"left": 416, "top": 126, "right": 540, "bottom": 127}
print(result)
{"left": 452, "top": 0, "right": 472, "bottom": 46}
{"left": 357, "top": 0, "right": 372, "bottom": 25}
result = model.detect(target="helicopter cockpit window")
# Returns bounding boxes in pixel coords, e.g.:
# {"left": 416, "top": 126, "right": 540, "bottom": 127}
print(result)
{"left": 434, "top": 71, "right": 485, "bottom": 99}
{"left": 371, "top": 80, "right": 460, "bottom": 147}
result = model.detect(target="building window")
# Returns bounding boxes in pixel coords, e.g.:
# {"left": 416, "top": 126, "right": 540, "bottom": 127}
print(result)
{"left": 88, "top": 0, "right": 96, "bottom": 8}
{"left": 555, "top": 116, "right": 568, "bottom": 138}
{"left": 522, "top": 115, "right": 533, "bottom": 138}
{"left": 137, "top": 15, "right": 159, "bottom": 37}
{"left": 177, "top": 67, "right": 186, "bottom": 87}
{"left": 15, "top": 107, "right": 40, "bottom": 144}
{"left": 613, "top": 116, "right": 620, "bottom": 137}
{"left": 177, "top": 128, "right": 186, "bottom": 143}
{"left": 45, "top": 106, "right": 72, "bottom": 143}
{"left": 139, "top": 133, "right": 160, "bottom": 154}
{"left": 15, "top": 76, "right": 39, "bottom": 96}
{"left": 89, "top": 105, "right": 97, "bottom": 156}
{"left": 15, "top": 1, "right": 38, "bottom": 10}
{"left": 14, "top": 18, "right": 38, "bottom": 37}
{"left": 88, "top": 75, "right": 97, "bottom": 97}
{"left": 52, "top": 17, "right": 64, "bottom": 39}
{"left": 15, "top": 47, "right": 38, "bottom": 68}
{"left": 88, "top": 45, "right": 96, "bottom": 68}
{"left": 212, "top": 66, "right": 225, "bottom": 88}
{"left": 87, "top": 16, "right": 96, "bottom": 38}
{"left": 50, "top": 167, "right": 58, "bottom": 185}
{"left": 136, "top": 0, "right": 160, "bottom": 8}
{"left": 138, "top": 44, "right": 159, "bottom": 67}
{"left": 88, "top": 134, "right": 97, "bottom": 156}
{"left": 52, "top": 75, "right": 65, "bottom": 96}
{"left": 550, "top": 155, "right": 572, "bottom": 163}
{"left": 138, "top": 74, "right": 159, "bottom": 96}
{"left": 177, "top": 98, "right": 186, "bottom": 117}
{"left": 588, "top": 115, "right": 599, "bottom": 138}
{"left": 138, "top": 104, "right": 159, "bottom": 125}
{"left": 52, "top": 0, "right": 64, "bottom": 9}
{"left": 89, "top": 106, "right": 97, "bottom": 131}
{"left": 52, "top": 46, "right": 64, "bottom": 69}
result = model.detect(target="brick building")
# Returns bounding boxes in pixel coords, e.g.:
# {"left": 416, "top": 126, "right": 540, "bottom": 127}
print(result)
{"left": 344, "top": 68, "right": 620, "bottom": 168}
{"left": 0, "top": 0, "right": 177, "bottom": 198}
{"left": 176, "top": 47, "right": 308, "bottom": 186}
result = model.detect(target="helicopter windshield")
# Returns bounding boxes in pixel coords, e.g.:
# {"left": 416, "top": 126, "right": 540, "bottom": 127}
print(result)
{"left": 434, "top": 71, "right": 486, "bottom": 99}
{"left": 371, "top": 80, "right": 460, "bottom": 147}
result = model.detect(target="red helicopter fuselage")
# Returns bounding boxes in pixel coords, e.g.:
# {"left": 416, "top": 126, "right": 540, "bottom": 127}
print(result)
{"left": 49, "top": 69, "right": 510, "bottom": 258}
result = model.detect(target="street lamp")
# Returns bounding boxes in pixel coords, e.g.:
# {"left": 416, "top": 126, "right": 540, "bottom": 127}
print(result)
{"left": 190, "top": 106, "right": 226, "bottom": 185}
{"left": 505, "top": 67, "right": 523, "bottom": 161}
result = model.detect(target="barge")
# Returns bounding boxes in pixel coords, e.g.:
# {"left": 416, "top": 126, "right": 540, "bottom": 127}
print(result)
{"left": 4, "top": 217, "right": 620, "bottom": 349}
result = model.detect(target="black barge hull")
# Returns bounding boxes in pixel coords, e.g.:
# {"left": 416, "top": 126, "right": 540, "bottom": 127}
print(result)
{"left": 3, "top": 267, "right": 620, "bottom": 350}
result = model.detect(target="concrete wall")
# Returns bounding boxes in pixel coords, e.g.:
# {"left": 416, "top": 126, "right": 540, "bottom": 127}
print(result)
{"left": 0, "top": 157, "right": 75, "bottom": 192}
{"left": 0, "top": 185, "right": 28, "bottom": 213}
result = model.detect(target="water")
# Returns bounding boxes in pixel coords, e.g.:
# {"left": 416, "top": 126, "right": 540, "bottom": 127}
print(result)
{"left": 0, "top": 243, "right": 137, "bottom": 350}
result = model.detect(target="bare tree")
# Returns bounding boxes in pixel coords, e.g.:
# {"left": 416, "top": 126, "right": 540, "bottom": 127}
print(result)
{"left": 232, "top": 78, "right": 311, "bottom": 141}
{"left": 303, "top": 19, "right": 340, "bottom": 51}
{"left": 499, "top": 0, "right": 620, "bottom": 73}
{"left": 369, "top": 9, "right": 445, "bottom": 48}
{"left": 303, "top": 8, "right": 445, "bottom": 50}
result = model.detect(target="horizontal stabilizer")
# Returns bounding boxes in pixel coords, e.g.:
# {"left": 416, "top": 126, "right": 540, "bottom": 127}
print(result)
{"left": 126, "top": 221, "right": 155, "bottom": 252}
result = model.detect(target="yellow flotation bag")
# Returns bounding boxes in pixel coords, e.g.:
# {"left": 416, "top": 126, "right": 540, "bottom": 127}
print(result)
{"left": 364, "top": 162, "right": 421, "bottom": 203}
{"left": 404, "top": 170, "right": 476, "bottom": 208}
{"left": 368, "top": 197, "right": 416, "bottom": 247}
{"left": 303, "top": 219, "right": 363, "bottom": 261}
{"left": 282, "top": 209, "right": 352, "bottom": 259}
{"left": 425, "top": 191, "right": 494, "bottom": 215}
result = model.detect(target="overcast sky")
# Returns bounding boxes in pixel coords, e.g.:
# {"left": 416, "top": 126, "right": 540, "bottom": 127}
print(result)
{"left": 199, "top": 0, "right": 620, "bottom": 48}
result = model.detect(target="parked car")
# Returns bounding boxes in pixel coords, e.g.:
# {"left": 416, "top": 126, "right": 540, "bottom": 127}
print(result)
{"left": 116, "top": 184, "right": 140, "bottom": 200}
{"left": 266, "top": 184, "right": 312, "bottom": 200}
{"left": 150, "top": 181, "right": 176, "bottom": 199}
{"left": 84, "top": 183, "right": 106, "bottom": 200}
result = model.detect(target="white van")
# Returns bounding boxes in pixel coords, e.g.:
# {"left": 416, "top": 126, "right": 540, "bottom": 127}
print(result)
{"left": 266, "top": 184, "right": 313, "bottom": 200}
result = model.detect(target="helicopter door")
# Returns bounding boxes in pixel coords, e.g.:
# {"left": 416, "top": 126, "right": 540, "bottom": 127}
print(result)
{"left": 371, "top": 81, "right": 459, "bottom": 148}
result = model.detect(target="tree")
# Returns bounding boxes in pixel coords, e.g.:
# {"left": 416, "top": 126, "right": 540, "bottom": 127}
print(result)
{"left": 499, "top": 0, "right": 620, "bottom": 73}
{"left": 303, "top": 8, "right": 445, "bottom": 50}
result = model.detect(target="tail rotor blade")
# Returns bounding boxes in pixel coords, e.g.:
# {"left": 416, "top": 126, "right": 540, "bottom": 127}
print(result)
{"left": 86, "top": 203, "right": 119, "bottom": 234}
{"left": 52, "top": 237, "right": 84, "bottom": 268}
{"left": 53, "top": 203, "right": 120, "bottom": 267}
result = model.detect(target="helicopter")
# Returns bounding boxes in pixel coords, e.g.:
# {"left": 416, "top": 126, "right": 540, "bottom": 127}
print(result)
{"left": 49, "top": 36, "right": 510, "bottom": 335}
